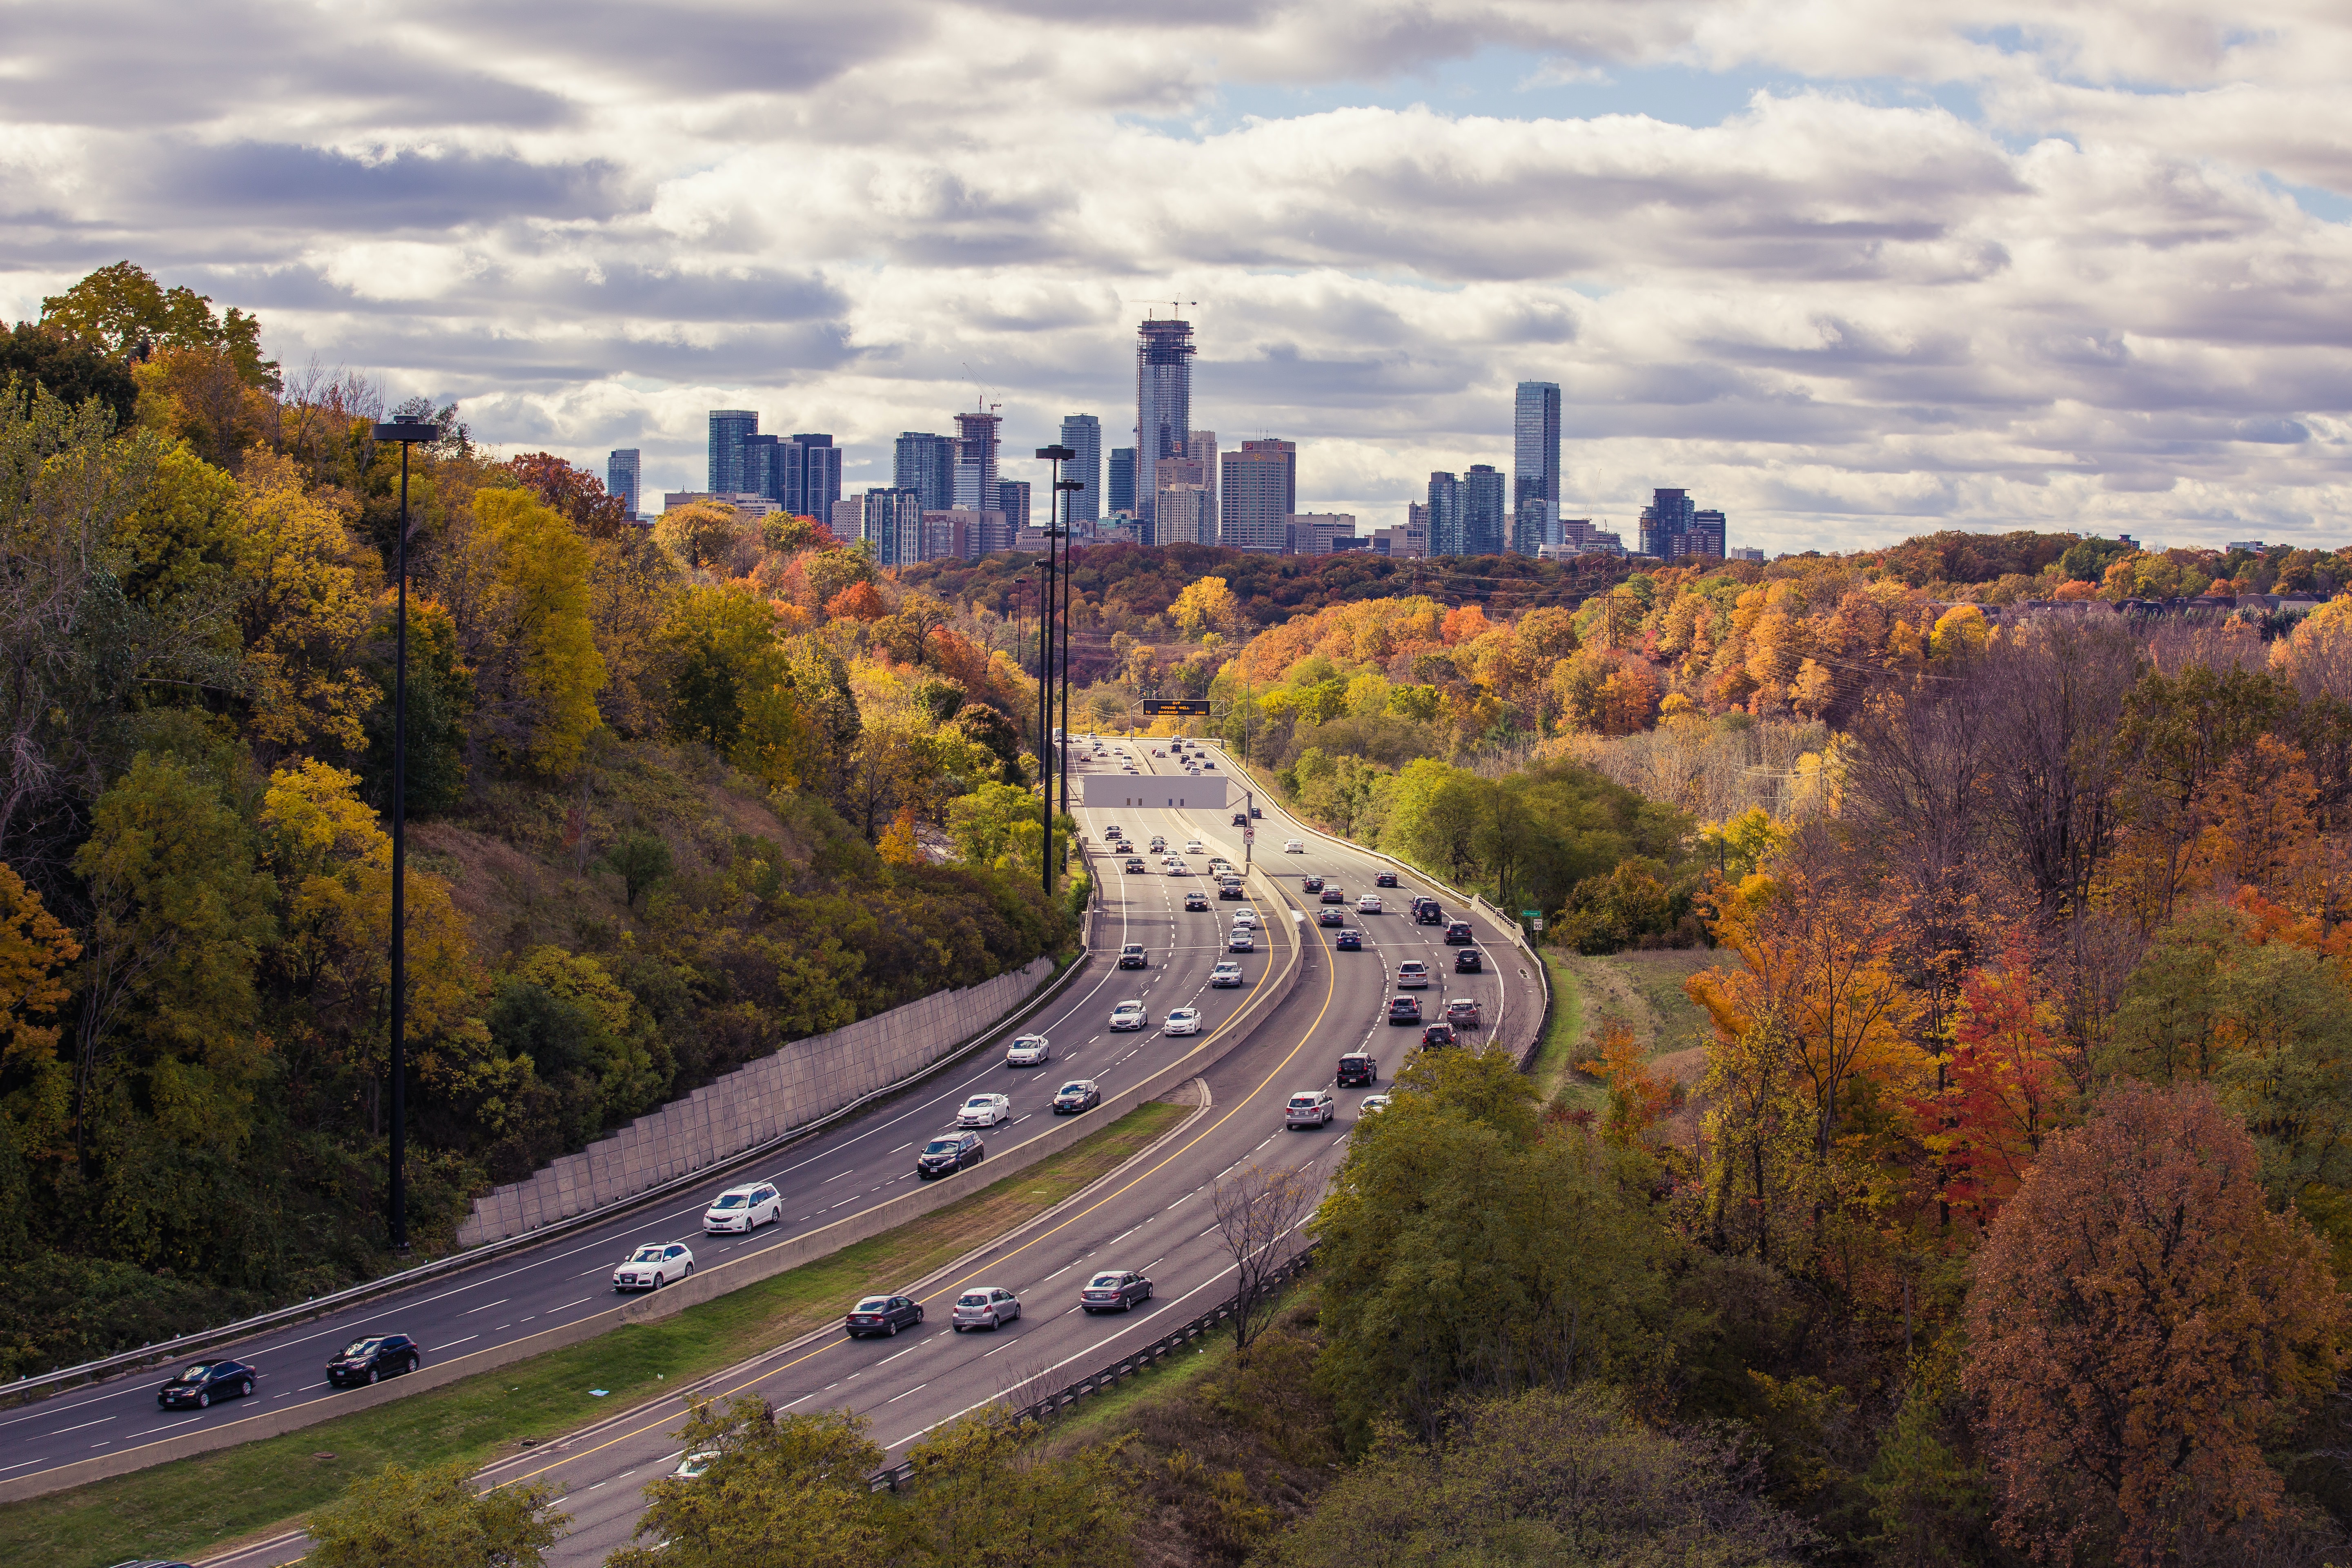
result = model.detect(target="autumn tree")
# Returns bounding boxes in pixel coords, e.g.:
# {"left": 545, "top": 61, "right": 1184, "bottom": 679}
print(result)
{"left": 231, "top": 448, "right": 383, "bottom": 757}
{"left": 472, "top": 487, "right": 607, "bottom": 773}
{"left": 612, "top": 1397, "right": 891, "bottom": 1568}
{"left": 0, "top": 864, "right": 79, "bottom": 1159}
{"left": 309, "top": 1458, "right": 563, "bottom": 1568}
{"left": 1966, "top": 1082, "right": 2345, "bottom": 1565}
{"left": 41, "top": 260, "right": 276, "bottom": 388}
{"left": 1169, "top": 576, "right": 1240, "bottom": 639}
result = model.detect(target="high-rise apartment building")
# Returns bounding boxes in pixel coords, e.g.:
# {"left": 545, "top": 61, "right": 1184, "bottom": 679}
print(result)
{"left": 996, "top": 479, "right": 1031, "bottom": 533}
{"left": 707, "top": 409, "right": 758, "bottom": 494}
{"left": 952, "top": 410, "right": 1000, "bottom": 511}
{"left": 1107, "top": 448, "right": 1136, "bottom": 514}
{"left": 1689, "top": 509, "right": 1726, "bottom": 561}
{"left": 1426, "top": 472, "right": 1463, "bottom": 557}
{"left": 1186, "top": 431, "right": 1218, "bottom": 535}
{"left": 1290, "top": 513, "right": 1358, "bottom": 555}
{"left": 1220, "top": 439, "right": 1295, "bottom": 553}
{"left": 741, "top": 432, "right": 780, "bottom": 505}
{"left": 1135, "top": 316, "right": 1194, "bottom": 525}
{"left": 1463, "top": 466, "right": 1506, "bottom": 557}
{"left": 1512, "top": 381, "right": 1561, "bottom": 551}
{"left": 1059, "top": 414, "right": 1102, "bottom": 526}
{"left": 1156, "top": 484, "right": 1214, "bottom": 547}
{"left": 894, "top": 432, "right": 955, "bottom": 513}
{"left": 607, "top": 449, "right": 641, "bottom": 517}
{"left": 853, "top": 487, "right": 924, "bottom": 567}
{"left": 1639, "top": 488, "right": 1694, "bottom": 558}
{"left": 790, "top": 434, "right": 841, "bottom": 519}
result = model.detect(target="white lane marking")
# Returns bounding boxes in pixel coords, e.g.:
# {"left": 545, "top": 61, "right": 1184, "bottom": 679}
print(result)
{"left": 461, "top": 1298, "right": 510, "bottom": 1315}
{"left": 437, "top": 1336, "right": 478, "bottom": 1350}
{"left": 821, "top": 1169, "right": 852, "bottom": 1183}
{"left": 883, "top": 1383, "right": 929, "bottom": 1404}
{"left": 46, "top": 1415, "right": 114, "bottom": 1436}
{"left": 551, "top": 1297, "right": 593, "bottom": 1312}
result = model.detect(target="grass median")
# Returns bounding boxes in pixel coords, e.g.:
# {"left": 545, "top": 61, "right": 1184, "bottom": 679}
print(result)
{"left": 1529, "top": 948, "right": 1588, "bottom": 1104}
{"left": 0, "top": 1099, "right": 1192, "bottom": 1568}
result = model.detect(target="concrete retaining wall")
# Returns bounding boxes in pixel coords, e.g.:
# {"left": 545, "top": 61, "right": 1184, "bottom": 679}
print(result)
{"left": 455, "top": 957, "right": 1057, "bottom": 1247}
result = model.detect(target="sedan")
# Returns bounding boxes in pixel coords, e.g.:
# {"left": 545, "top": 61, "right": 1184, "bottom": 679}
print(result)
{"left": 1356, "top": 894, "right": 1383, "bottom": 913}
{"left": 1233, "top": 907, "right": 1258, "bottom": 928}
{"left": 1446, "top": 998, "right": 1483, "bottom": 1028}
{"left": 1444, "top": 920, "right": 1475, "bottom": 945}
{"left": 1227, "top": 929, "right": 1256, "bottom": 953}
{"left": 1123, "top": 856, "right": 1146, "bottom": 873}
{"left": 1184, "top": 891, "right": 1211, "bottom": 911}
{"left": 953, "top": 1287, "right": 1023, "bottom": 1331}
{"left": 1119, "top": 942, "right": 1149, "bottom": 969}
{"left": 918, "top": 1131, "right": 985, "bottom": 1176}
{"left": 1317, "top": 906, "right": 1345, "bottom": 926}
{"left": 843, "top": 1294, "right": 924, "bottom": 1338}
{"left": 1360, "top": 1093, "right": 1393, "bottom": 1115}
{"left": 1184, "top": 840, "right": 1205, "bottom": 855}
{"left": 958, "top": 1093, "right": 1013, "bottom": 1126}
{"left": 1053, "top": 1079, "right": 1102, "bottom": 1114}
{"left": 1455, "top": 947, "right": 1484, "bottom": 973}
{"left": 1321, "top": 886, "right": 1345, "bottom": 903}
{"left": 702, "top": 1183, "right": 783, "bottom": 1232}
{"left": 1374, "top": 871, "right": 1399, "bottom": 888}
{"left": 325, "top": 1334, "right": 421, "bottom": 1388}
{"left": 1080, "top": 1270, "right": 1154, "bottom": 1313}
{"left": 1284, "top": 838, "right": 1305, "bottom": 853}
{"left": 1165, "top": 1005, "right": 1203, "bottom": 1036}
{"left": 1210, "top": 961, "right": 1245, "bottom": 987}
{"left": 157, "top": 1358, "right": 256, "bottom": 1410}
{"left": 1334, "top": 929, "right": 1363, "bottom": 951}
{"left": 1302, "top": 875, "right": 1324, "bottom": 893}
{"left": 673, "top": 1450, "right": 722, "bottom": 1480}
{"left": 1005, "top": 1034, "right": 1051, "bottom": 1067}
{"left": 1388, "top": 995, "right": 1422, "bottom": 1025}
{"left": 1421, "top": 1022, "right": 1458, "bottom": 1049}
{"left": 613, "top": 1242, "right": 695, "bottom": 1292}
{"left": 1110, "top": 1000, "right": 1150, "bottom": 1031}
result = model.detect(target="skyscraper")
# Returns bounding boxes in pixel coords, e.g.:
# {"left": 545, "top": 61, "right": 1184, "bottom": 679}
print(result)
{"left": 789, "top": 434, "right": 840, "bottom": 519}
{"left": 1690, "top": 509, "right": 1726, "bottom": 560}
{"left": 1187, "top": 431, "right": 1218, "bottom": 536}
{"left": 707, "top": 409, "right": 758, "bottom": 494}
{"left": 855, "top": 487, "right": 924, "bottom": 566}
{"left": 996, "top": 479, "right": 1031, "bottom": 532}
{"left": 1107, "top": 448, "right": 1136, "bottom": 514}
{"left": 1426, "top": 472, "right": 1463, "bottom": 556}
{"left": 894, "top": 432, "right": 955, "bottom": 513}
{"left": 1512, "top": 381, "right": 1561, "bottom": 551}
{"left": 741, "top": 432, "right": 780, "bottom": 502}
{"left": 1060, "top": 414, "right": 1102, "bottom": 526}
{"left": 607, "top": 449, "right": 641, "bottom": 517}
{"left": 1464, "top": 465, "right": 1506, "bottom": 557}
{"left": 1639, "top": 488, "right": 1695, "bottom": 558}
{"left": 1220, "top": 439, "right": 1295, "bottom": 553}
{"left": 1156, "top": 484, "right": 1213, "bottom": 546}
{"left": 952, "top": 410, "right": 1000, "bottom": 511}
{"left": 1135, "top": 316, "right": 1194, "bottom": 526}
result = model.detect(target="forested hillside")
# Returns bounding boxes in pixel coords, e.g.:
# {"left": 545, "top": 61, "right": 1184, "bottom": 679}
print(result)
{"left": 0, "top": 265, "right": 1075, "bottom": 1379}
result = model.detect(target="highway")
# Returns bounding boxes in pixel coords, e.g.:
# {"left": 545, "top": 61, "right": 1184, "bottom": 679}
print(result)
{"left": 172, "top": 736, "right": 1541, "bottom": 1568}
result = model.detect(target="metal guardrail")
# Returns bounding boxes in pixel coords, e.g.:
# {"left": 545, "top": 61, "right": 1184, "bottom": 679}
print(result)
{"left": 868, "top": 1245, "right": 1317, "bottom": 1492}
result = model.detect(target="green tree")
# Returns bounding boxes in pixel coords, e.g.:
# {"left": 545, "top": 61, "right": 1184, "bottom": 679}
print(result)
{"left": 0, "top": 322, "right": 138, "bottom": 429}
{"left": 308, "top": 1458, "right": 563, "bottom": 1568}
{"left": 40, "top": 261, "right": 276, "bottom": 388}
{"left": 611, "top": 1396, "right": 893, "bottom": 1568}
{"left": 900, "top": 1413, "right": 1135, "bottom": 1568}
{"left": 604, "top": 832, "right": 674, "bottom": 909}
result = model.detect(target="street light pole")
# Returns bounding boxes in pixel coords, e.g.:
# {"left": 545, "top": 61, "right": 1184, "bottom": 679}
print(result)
{"left": 370, "top": 418, "right": 439, "bottom": 1253}
{"left": 1054, "top": 472, "right": 1083, "bottom": 831}
{"left": 1034, "top": 445, "right": 1076, "bottom": 898}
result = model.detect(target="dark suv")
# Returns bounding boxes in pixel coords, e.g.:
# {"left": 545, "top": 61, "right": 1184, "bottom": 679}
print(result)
{"left": 1421, "top": 1022, "right": 1457, "bottom": 1049}
{"left": 1443, "top": 920, "right": 1474, "bottom": 944}
{"left": 1337, "top": 1052, "right": 1377, "bottom": 1088}
{"left": 1413, "top": 897, "right": 1444, "bottom": 925}
{"left": 326, "top": 1334, "right": 420, "bottom": 1388}
{"left": 156, "top": 1358, "right": 256, "bottom": 1410}
{"left": 1388, "top": 995, "right": 1422, "bottom": 1025}
{"left": 1232, "top": 812, "right": 1248, "bottom": 826}
{"left": 1374, "top": 871, "right": 1399, "bottom": 887}
{"left": 1455, "top": 947, "right": 1484, "bottom": 973}
{"left": 918, "top": 1131, "right": 985, "bottom": 1178}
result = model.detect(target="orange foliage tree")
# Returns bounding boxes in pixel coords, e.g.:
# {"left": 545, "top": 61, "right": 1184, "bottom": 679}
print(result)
{"left": 1911, "top": 940, "right": 2073, "bottom": 1229}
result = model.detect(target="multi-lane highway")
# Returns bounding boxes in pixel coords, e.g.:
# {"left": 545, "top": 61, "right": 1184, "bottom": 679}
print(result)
{"left": 91, "top": 733, "right": 1540, "bottom": 1568}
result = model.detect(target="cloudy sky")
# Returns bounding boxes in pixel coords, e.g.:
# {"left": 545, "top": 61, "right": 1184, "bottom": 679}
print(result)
{"left": 5, "top": 0, "right": 2349, "bottom": 553}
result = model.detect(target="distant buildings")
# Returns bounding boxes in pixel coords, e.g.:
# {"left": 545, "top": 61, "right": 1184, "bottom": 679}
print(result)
{"left": 1513, "top": 381, "right": 1560, "bottom": 552}
{"left": 1370, "top": 518, "right": 1427, "bottom": 558}
{"left": 894, "top": 432, "right": 955, "bottom": 513}
{"left": 952, "top": 409, "right": 1000, "bottom": 511}
{"left": 1156, "top": 483, "right": 1214, "bottom": 546}
{"left": 1290, "top": 513, "right": 1358, "bottom": 555}
{"left": 1427, "top": 472, "right": 1463, "bottom": 556}
{"left": 1060, "top": 414, "right": 1102, "bottom": 526}
{"left": 1107, "top": 448, "right": 1136, "bottom": 514}
{"left": 996, "top": 478, "right": 1030, "bottom": 532}
{"left": 1730, "top": 546, "right": 1766, "bottom": 563}
{"left": 1221, "top": 439, "right": 1296, "bottom": 553}
{"left": 704, "top": 412, "right": 841, "bottom": 517}
{"left": 664, "top": 489, "right": 780, "bottom": 520}
{"left": 607, "top": 449, "right": 641, "bottom": 517}
{"left": 1637, "top": 489, "right": 1726, "bottom": 561}
{"left": 1464, "top": 465, "right": 1506, "bottom": 557}
{"left": 1135, "top": 316, "right": 1196, "bottom": 530}
{"left": 707, "top": 410, "right": 758, "bottom": 494}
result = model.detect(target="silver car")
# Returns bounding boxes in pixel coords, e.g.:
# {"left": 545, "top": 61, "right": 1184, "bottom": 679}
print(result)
{"left": 951, "top": 1286, "right": 1022, "bottom": 1331}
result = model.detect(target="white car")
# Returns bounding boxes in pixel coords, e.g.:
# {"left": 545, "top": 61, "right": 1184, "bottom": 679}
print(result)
{"left": 1285, "top": 1088, "right": 1336, "bottom": 1128}
{"left": 957, "top": 1093, "right": 1013, "bottom": 1127}
{"left": 1184, "top": 840, "right": 1204, "bottom": 854}
{"left": 1360, "top": 1094, "right": 1393, "bottom": 1116}
{"left": 1110, "top": 1000, "right": 1150, "bottom": 1031}
{"left": 1357, "top": 893, "right": 1384, "bottom": 913}
{"left": 673, "top": 1450, "right": 723, "bottom": 1480}
{"left": 1211, "top": 960, "right": 1244, "bottom": 988}
{"left": 613, "top": 1241, "right": 695, "bottom": 1292}
{"left": 1165, "top": 1005, "right": 1202, "bottom": 1036}
{"left": 1005, "top": 1034, "right": 1051, "bottom": 1067}
{"left": 1165, "top": 860, "right": 1186, "bottom": 875}
{"left": 1284, "top": 839, "right": 1305, "bottom": 853}
{"left": 702, "top": 1183, "right": 782, "bottom": 1233}
{"left": 1228, "top": 929, "right": 1256, "bottom": 952}
{"left": 1232, "top": 908, "right": 1258, "bottom": 928}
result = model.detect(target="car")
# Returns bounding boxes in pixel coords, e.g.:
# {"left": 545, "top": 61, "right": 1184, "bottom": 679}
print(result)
{"left": 612, "top": 1241, "right": 695, "bottom": 1292}
{"left": 702, "top": 1182, "right": 783, "bottom": 1232}
{"left": 1302, "top": 875, "right": 1324, "bottom": 893}
{"left": 1105, "top": 825, "right": 1123, "bottom": 840}
{"left": 918, "top": 1131, "right": 986, "bottom": 1176}
{"left": 1336, "top": 1052, "right": 1377, "bottom": 1087}
{"left": 1185, "top": 840, "right": 1204, "bottom": 854}
{"left": 1284, "top": 838, "right": 1305, "bottom": 853}
{"left": 1232, "top": 812, "right": 1248, "bottom": 826}
{"left": 952, "top": 1287, "right": 1023, "bottom": 1331}
{"left": 1286, "top": 1087, "right": 1336, "bottom": 1128}
{"left": 1444, "top": 920, "right": 1475, "bottom": 944}
{"left": 1149, "top": 835, "right": 1166, "bottom": 850}
{"left": 1154, "top": 748, "right": 1165, "bottom": 756}
{"left": 1414, "top": 899, "right": 1445, "bottom": 926}
{"left": 1455, "top": 947, "right": 1484, "bottom": 973}
{"left": 1165, "top": 860, "right": 1187, "bottom": 875}
{"left": 958, "top": 1092, "right": 1013, "bottom": 1126}
{"left": 1334, "top": 929, "right": 1363, "bottom": 951}
{"left": 1165, "top": 1005, "right": 1203, "bottom": 1036}
{"left": 1360, "top": 1093, "right": 1393, "bottom": 1115}
{"left": 1228, "top": 929, "right": 1255, "bottom": 952}
{"left": 1446, "top": 997, "right": 1483, "bottom": 1028}
{"left": 1053, "top": 1078, "right": 1102, "bottom": 1114}
{"left": 1123, "top": 856, "right": 1145, "bottom": 873}
{"left": 1123, "top": 765, "right": 1138, "bottom": 774}
{"left": 1211, "top": 960, "right": 1244, "bottom": 987}
{"left": 156, "top": 1358, "right": 256, "bottom": 1410}
{"left": 1374, "top": 871, "right": 1399, "bottom": 888}
{"left": 1185, "top": 891, "right": 1211, "bottom": 911}
{"left": 1389, "top": 994, "right": 1422, "bottom": 1025}
{"left": 673, "top": 1450, "right": 724, "bottom": 1480}
{"left": 1357, "top": 893, "right": 1383, "bottom": 913}
{"left": 1080, "top": 1269, "right": 1154, "bottom": 1313}
{"left": 844, "top": 1294, "right": 924, "bottom": 1337}
{"left": 325, "top": 1333, "right": 420, "bottom": 1387}
{"left": 1317, "top": 906, "right": 1345, "bottom": 926}
{"left": 1321, "top": 886, "right": 1345, "bottom": 903}
{"left": 1396, "top": 959, "right": 1430, "bottom": 989}
{"left": 1220, "top": 879, "right": 1244, "bottom": 899}
{"left": 1233, "top": 907, "right": 1258, "bottom": 927}
{"left": 1204, "top": 760, "right": 1218, "bottom": 769}
{"left": 1250, "top": 805, "right": 1262, "bottom": 817}
{"left": 1209, "top": 859, "right": 1234, "bottom": 878}
{"left": 1006, "top": 1033, "right": 1052, "bottom": 1066}
{"left": 1119, "top": 942, "right": 1149, "bottom": 969}
{"left": 1110, "top": 1000, "right": 1150, "bottom": 1030}
{"left": 1421, "top": 1022, "right": 1458, "bottom": 1049}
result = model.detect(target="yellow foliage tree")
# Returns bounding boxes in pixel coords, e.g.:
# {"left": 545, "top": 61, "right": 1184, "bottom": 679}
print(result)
{"left": 477, "top": 488, "right": 607, "bottom": 774}
{"left": 0, "top": 864, "right": 79, "bottom": 1152}
{"left": 879, "top": 804, "right": 922, "bottom": 866}
{"left": 233, "top": 448, "right": 382, "bottom": 755}
{"left": 1170, "top": 576, "right": 1241, "bottom": 639}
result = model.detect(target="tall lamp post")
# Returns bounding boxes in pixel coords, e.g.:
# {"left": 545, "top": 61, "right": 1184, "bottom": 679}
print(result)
{"left": 1052, "top": 470, "right": 1083, "bottom": 828}
{"left": 370, "top": 417, "right": 439, "bottom": 1253}
{"left": 1034, "top": 445, "right": 1076, "bottom": 896}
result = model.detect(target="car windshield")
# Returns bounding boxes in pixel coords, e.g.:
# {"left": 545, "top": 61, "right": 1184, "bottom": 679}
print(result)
{"left": 1291, "top": 1096, "right": 1318, "bottom": 1107}
{"left": 1058, "top": 1082, "right": 1086, "bottom": 1095}
{"left": 959, "top": 1292, "right": 990, "bottom": 1306}
{"left": 341, "top": 1339, "right": 383, "bottom": 1358}
{"left": 1089, "top": 1274, "right": 1123, "bottom": 1288}
{"left": 713, "top": 1194, "right": 747, "bottom": 1209}
{"left": 855, "top": 1297, "right": 891, "bottom": 1312}
{"left": 180, "top": 1363, "right": 214, "bottom": 1381}
{"left": 964, "top": 1097, "right": 992, "bottom": 1108}
{"left": 924, "top": 1138, "right": 960, "bottom": 1154}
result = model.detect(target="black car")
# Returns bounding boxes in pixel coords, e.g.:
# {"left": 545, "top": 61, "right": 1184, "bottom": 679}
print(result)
{"left": 1250, "top": 806, "right": 1262, "bottom": 818}
{"left": 1443, "top": 920, "right": 1474, "bottom": 944}
{"left": 844, "top": 1294, "right": 924, "bottom": 1338}
{"left": 1337, "top": 1052, "right": 1377, "bottom": 1088}
{"left": 918, "top": 1131, "right": 985, "bottom": 1177}
{"left": 1320, "top": 886, "right": 1345, "bottom": 904}
{"left": 1335, "top": 929, "right": 1363, "bottom": 951}
{"left": 326, "top": 1334, "right": 419, "bottom": 1388}
{"left": 1302, "top": 875, "right": 1323, "bottom": 893}
{"left": 1053, "top": 1078, "right": 1102, "bottom": 1114}
{"left": 1456, "top": 947, "right": 1484, "bottom": 972}
{"left": 1388, "top": 995, "right": 1422, "bottom": 1025}
{"left": 1374, "top": 871, "right": 1399, "bottom": 888}
{"left": 1119, "top": 942, "right": 1149, "bottom": 969}
{"left": 1080, "top": 1269, "right": 1154, "bottom": 1313}
{"left": 1421, "top": 1022, "right": 1458, "bottom": 1049}
{"left": 1232, "top": 812, "right": 1248, "bottom": 826}
{"left": 1317, "top": 906, "right": 1345, "bottom": 926}
{"left": 156, "top": 1358, "right": 256, "bottom": 1410}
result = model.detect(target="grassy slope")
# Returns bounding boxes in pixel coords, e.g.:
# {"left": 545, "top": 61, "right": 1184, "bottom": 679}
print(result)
{"left": 0, "top": 1101, "right": 1189, "bottom": 1568}
{"left": 1537, "top": 949, "right": 1718, "bottom": 1127}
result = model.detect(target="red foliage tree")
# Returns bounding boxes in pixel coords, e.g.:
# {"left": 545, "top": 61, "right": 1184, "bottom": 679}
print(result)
{"left": 1915, "top": 940, "right": 2072, "bottom": 1228}
{"left": 1965, "top": 1082, "right": 2344, "bottom": 1565}
{"left": 508, "top": 452, "right": 631, "bottom": 539}
{"left": 824, "top": 581, "right": 886, "bottom": 623}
